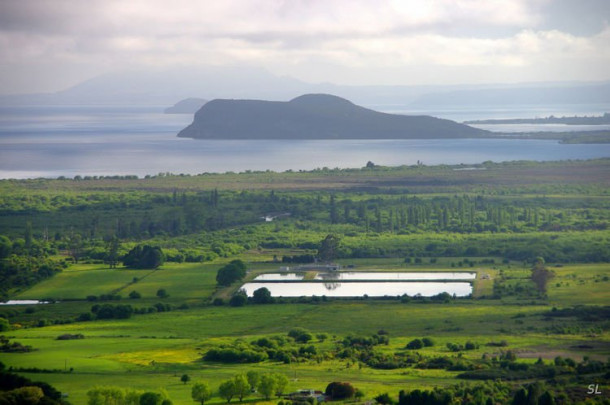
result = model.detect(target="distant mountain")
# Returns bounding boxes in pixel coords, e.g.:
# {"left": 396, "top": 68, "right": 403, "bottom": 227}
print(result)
{"left": 164, "top": 98, "right": 208, "bottom": 114}
{"left": 178, "top": 94, "right": 487, "bottom": 140}
{"left": 412, "top": 83, "right": 610, "bottom": 107}
{"left": 1, "top": 65, "right": 607, "bottom": 109}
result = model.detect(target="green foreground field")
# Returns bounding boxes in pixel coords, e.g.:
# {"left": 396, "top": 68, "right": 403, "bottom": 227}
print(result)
{"left": 1, "top": 260, "right": 609, "bottom": 404}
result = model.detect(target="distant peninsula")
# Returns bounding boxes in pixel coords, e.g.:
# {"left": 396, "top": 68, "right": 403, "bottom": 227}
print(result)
{"left": 465, "top": 113, "right": 610, "bottom": 125}
{"left": 177, "top": 94, "right": 488, "bottom": 139}
{"left": 164, "top": 98, "right": 208, "bottom": 114}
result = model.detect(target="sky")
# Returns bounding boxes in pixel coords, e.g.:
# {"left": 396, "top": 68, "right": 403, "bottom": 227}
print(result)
{"left": 1, "top": 0, "right": 609, "bottom": 95}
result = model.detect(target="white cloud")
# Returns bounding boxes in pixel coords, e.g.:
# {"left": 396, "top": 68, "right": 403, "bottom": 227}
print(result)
{"left": 0, "top": 0, "right": 608, "bottom": 93}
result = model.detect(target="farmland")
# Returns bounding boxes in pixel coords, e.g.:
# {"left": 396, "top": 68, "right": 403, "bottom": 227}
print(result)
{"left": 0, "top": 159, "right": 609, "bottom": 404}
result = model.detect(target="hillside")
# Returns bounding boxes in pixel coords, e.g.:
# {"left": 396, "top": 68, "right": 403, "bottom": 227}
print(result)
{"left": 164, "top": 98, "right": 208, "bottom": 114}
{"left": 178, "top": 94, "right": 487, "bottom": 139}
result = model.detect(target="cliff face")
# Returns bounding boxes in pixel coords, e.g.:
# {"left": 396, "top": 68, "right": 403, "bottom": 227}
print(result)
{"left": 178, "top": 94, "right": 487, "bottom": 139}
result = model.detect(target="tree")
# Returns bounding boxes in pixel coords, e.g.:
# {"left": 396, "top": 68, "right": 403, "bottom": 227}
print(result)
{"left": 375, "top": 393, "right": 393, "bottom": 405}
{"left": 246, "top": 371, "right": 260, "bottom": 391}
{"left": 512, "top": 388, "right": 528, "bottom": 405}
{"left": 0, "top": 318, "right": 9, "bottom": 332}
{"left": 325, "top": 382, "right": 355, "bottom": 400}
{"left": 318, "top": 234, "right": 340, "bottom": 262}
{"left": 273, "top": 373, "right": 288, "bottom": 398}
{"left": 252, "top": 287, "right": 273, "bottom": 304}
{"left": 218, "top": 380, "right": 236, "bottom": 403}
{"left": 537, "top": 391, "right": 556, "bottom": 405}
{"left": 105, "top": 235, "right": 121, "bottom": 268}
{"left": 181, "top": 374, "right": 191, "bottom": 385}
{"left": 140, "top": 392, "right": 162, "bottom": 405}
{"left": 257, "top": 374, "right": 276, "bottom": 400}
{"left": 0, "top": 235, "right": 11, "bottom": 259}
{"left": 216, "top": 260, "right": 247, "bottom": 286}
{"left": 531, "top": 257, "right": 554, "bottom": 294}
{"left": 129, "top": 290, "right": 141, "bottom": 299}
{"left": 5, "top": 386, "right": 44, "bottom": 405}
{"left": 229, "top": 291, "right": 247, "bottom": 307}
{"left": 191, "top": 382, "right": 212, "bottom": 405}
{"left": 232, "top": 374, "right": 250, "bottom": 402}
{"left": 330, "top": 195, "right": 338, "bottom": 224}
{"left": 156, "top": 289, "right": 169, "bottom": 298}
{"left": 123, "top": 245, "right": 165, "bottom": 269}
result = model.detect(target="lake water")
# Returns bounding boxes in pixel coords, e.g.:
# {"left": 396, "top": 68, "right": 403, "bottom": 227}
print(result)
{"left": 241, "top": 281, "right": 473, "bottom": 297}
{"left": 2, "top": 105, "right": 610, "bottom": 179}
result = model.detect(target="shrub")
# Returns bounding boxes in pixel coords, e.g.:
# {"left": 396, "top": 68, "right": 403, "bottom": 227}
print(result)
{"left": 288, "top": 328, "right": 313, "bottom": 343}
{"left": 406, "top": 339, "right": 424, "bottom": 350}
{"left": 325, "top": 382, "right": 355, "bottom": 400}
{"left": 230, "top": 293, "right": 247, "bottom": 307}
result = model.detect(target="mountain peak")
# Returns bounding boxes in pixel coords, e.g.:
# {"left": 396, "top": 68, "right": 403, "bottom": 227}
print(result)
{"left": 289, "top": 93, "right": 353, "bottom": 106}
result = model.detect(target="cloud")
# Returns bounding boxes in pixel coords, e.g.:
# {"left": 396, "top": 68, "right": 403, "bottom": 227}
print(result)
{"left": 0, "top": 0, "right": 608, "bottom": 93}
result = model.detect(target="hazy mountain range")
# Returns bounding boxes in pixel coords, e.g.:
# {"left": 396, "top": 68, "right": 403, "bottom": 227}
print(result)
{"left": 1, "top": 67, "right": 609, "bottom": 110}
{"left": 177, "top": 94, "right": 487, "bottom": 140}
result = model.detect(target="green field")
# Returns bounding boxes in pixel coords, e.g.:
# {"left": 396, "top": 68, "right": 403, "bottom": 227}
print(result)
{"left": 2, "top": 260, "right": 609, "bottom": 404}
{"left": 1, "top": 160, "right": 609, "bottom": 404}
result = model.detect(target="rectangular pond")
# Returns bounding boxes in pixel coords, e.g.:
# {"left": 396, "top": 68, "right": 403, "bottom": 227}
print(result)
{"left": 314, "top": 272, "right": 476, "bottom": 281}
{"left": 241, "top": 281, "right": 473, "bottom": 298}
{"left": 253, "top": 271, "right": 475, "bottom": 281}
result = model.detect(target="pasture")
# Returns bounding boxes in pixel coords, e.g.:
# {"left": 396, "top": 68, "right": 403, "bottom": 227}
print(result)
{"left": 1, "top": 261, "right": 608, "bottom": 404}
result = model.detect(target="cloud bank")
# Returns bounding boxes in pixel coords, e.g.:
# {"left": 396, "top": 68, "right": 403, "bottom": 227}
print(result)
{"left": 1, "top": 0, "right": 608, "bottom": 94}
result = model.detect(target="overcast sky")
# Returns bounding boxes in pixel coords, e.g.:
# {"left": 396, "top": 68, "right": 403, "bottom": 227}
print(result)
{"left": 1, "top": 0, "right": 609, "bottom": 94}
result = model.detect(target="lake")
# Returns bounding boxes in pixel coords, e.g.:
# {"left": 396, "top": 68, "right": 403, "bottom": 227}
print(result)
{"left": 2, "top": 105, "right": 610, "bottom": 179}
{"left": 241, "top": 281, "right": 473, "bottom": 297}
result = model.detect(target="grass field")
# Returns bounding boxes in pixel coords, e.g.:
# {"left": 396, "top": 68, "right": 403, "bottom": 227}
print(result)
{"left": 1, "top": 260, "right": 608, "bottom": 404}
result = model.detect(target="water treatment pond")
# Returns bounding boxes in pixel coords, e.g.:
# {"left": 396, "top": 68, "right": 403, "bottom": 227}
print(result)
{"left": 253, "top": 272, "right": 475, "bottom": 281}
{"left": 241, "top": 281, "right": 473, "bottom": 297}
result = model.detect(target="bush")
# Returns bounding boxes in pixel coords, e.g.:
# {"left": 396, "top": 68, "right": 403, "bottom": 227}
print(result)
{"left": 56, "top": 333, "right": 84, "bottom": 340}
{"left": 406, "top": 339, "right": 424, "bottom": 350}
{"left": 123, "top": 245, "right": 165, "bottom": 269}
{"left": 230, "top": 293, "right": 247, "bottom": 307}
{"left": 252, "top": 287, "right": 274, "bottom": 304}
{"left": 288, "top": 328, "right": 313, "bottom": 343}
{"left": 325, "top": 382, "right": 355, "bottom": 400}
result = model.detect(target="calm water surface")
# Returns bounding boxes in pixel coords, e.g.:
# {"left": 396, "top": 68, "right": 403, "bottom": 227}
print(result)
{"left": 253, "top": 272, "right": 475, "bottom": 281}
{"left": 2, "top": 105, "right": 610, "bottom": 179}
{"left": 241, "top": 281, "right": 473, "bottom": 297}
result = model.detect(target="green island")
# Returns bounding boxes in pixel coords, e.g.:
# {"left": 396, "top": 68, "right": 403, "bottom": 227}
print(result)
{"left": 0, "top": 159, "right": 609, "bottom": 404}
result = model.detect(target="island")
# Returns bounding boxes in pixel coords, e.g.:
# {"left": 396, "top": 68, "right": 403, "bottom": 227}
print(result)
{"left": 177, "top": 94, "right": 488, "bottom": 139}
{"left": 164, "top": 98, "right": 208, "bottom": 114}
{"left": 465, "top": 113, "right": 610, "bottom": 125}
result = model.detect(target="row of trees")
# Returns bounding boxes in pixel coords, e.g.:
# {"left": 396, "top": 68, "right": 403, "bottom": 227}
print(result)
{"left": 196, "top": 372, "right": 289, "bottom": 403}
{"left": 87, "top": 386, "right": 172, "bottom": 405}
